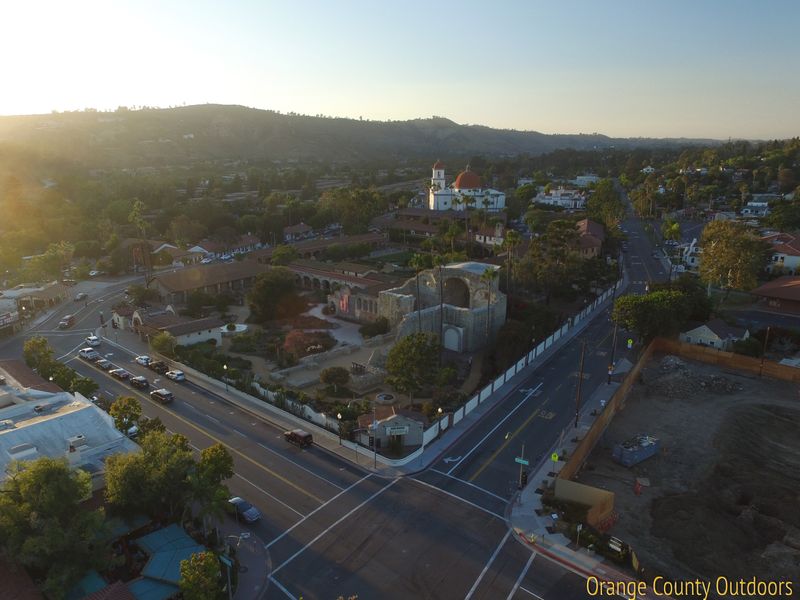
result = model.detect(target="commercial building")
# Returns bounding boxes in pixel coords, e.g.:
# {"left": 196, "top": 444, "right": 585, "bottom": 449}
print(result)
{"left": 150, "top": 261, "right": 266, "bottom": 305}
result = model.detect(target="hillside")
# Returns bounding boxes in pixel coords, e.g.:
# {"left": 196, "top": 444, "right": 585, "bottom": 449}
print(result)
{"left": 0, "top": 104, "right": 718, "bottom": 167}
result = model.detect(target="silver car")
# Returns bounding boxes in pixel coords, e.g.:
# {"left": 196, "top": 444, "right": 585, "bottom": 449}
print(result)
{"left": 229, "top": 497, "right": 261, "bottom": 523}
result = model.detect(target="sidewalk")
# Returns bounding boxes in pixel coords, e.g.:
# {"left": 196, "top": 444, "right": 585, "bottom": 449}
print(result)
{"left": 217, "top": 516, "right": 270, "bottom": 600}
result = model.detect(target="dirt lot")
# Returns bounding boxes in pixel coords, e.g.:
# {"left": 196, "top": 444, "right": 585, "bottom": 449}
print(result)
{"left": 579, "top": 354, "right": 800, "bottom": 593}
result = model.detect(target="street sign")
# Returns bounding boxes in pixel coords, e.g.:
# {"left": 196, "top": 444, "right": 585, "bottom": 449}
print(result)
{"left": 627, "top": 338, "right": 634, "bottom": 349}
{"left": 551, "top": 452, "right": 559, "bottom": 462}
{"left": 515, "top": 456, "right": 529, "bottom": 466}
{"left": 219, "top": 555, "right": 233, "bottom": 568}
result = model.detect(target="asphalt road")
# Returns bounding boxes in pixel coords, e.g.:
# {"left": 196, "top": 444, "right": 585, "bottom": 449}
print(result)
{"left": 0, "top": 198, "right": 665, "bottom": 599}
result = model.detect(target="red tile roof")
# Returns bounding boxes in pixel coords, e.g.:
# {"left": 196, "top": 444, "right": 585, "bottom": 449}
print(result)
{"left": 433, "top": 160, "right": 445, "bottom": 170}
{"left": 751, "top": 276, "right": 800, "bottom": 302}
{"left": 453, "top": 168, "right": 482, "bottom": 190}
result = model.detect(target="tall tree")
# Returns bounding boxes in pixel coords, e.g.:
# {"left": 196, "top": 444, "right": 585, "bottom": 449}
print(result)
{"left": 180, "top": 551, "right": 221, "bottom": 600}
{"left": 247, "top": 267, "right": 304, "bottom": 322}
{"left": 23, "top": 335, "right": 54, "bottom": 372}
{"left": 586, "top": 179, "right": 625, "bottom": 230}
{"left": 699, "top": 221, "right": 768, "bottom": 292}
{"left": 385, "top": 333, "right": 440, "bottom": 401}
{"left": 110, "top": 396, "right": 142, "bottom": 434}
{"left": 0, "top": 458, "right": 109, "bottom": 599}
{"left": 612, "top": 290, "right": 689, "bottom": 341}
{"left": 190, "top": 444, "right": 234, "bottom": 537}
{"left": 480, "top": 267, "right": 499, "bottom": 342}
{"left": 408, "top": 253, "right": 428, "bottom": 333}
{"left": 501, "top": 229, "right": 521, "bottom": 294}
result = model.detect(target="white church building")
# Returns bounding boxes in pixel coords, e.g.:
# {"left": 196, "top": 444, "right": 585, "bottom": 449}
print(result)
{"left": 428, "top": 161, "right": 505, "bottom": 213}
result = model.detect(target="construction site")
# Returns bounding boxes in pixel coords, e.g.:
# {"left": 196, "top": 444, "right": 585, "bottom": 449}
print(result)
{"left": 577, "top": 353, "right": 800, "bottom": 594}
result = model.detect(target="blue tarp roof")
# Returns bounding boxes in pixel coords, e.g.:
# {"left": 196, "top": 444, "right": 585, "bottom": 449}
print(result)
{"left": 66, "top": 570, "right": 106, "bottom": 600}
{"left": 135, "top": 524, "right": 206, "bottom": 585}
{"left": 128, "top": 577, "right": 178, "bottom": 600}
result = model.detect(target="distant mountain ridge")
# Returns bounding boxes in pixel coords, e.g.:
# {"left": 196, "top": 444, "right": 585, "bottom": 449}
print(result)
{"left": 0, "top": 104, "right": 720, "bottom": 167}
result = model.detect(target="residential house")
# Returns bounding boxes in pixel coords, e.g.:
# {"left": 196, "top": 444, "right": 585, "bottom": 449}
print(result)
{"left": 571, "top": 174, "right": 600, "bottom": 188}
{"left": 679, "top": 319, "right": 750, "bottom": 351}
{"left": 682, "top": 238, "right": 702, "bottom": 271}
{"left": 741, "top": 202, "right": 770, "bottom": 217}
{"left": 194, "top": 234, "right": 263, "bottom": 259}
{"left": 576, "top": 219, "right": 606, "bottom": 259}
{"left": 354, "top": 405, "right": 429, "bottom": 451}
{"left": 762, "top": 232, "right": 800, "bottom": 275}
{"left": 534, "top": 187, "right": 586, "bottom": 210}
{"left": 284, "top": 222, "right": 314, "bottom": 242}
{"left": 474, "top": 222, "right": 505, "bottom": 247}
{"left": 249, "top": 232, "right": 387, "bottom": 263}
{"left": 751, "top": 276, "right": 800, "bottom": 314}
{"left": 131, "top": 309, "right": 224, "bottom": 346}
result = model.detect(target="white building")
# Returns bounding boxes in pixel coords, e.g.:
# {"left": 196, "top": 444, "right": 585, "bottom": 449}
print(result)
{"left": 0, "top": 361, "right": 139, "bottom": 489}
{"left": 741, "top": 201, "right": 770, "bottom": 217}
{"left": 571, "top": 174, "right": 600, "bottom": 188}
{"left": 763, "top": 232, "right": 800, "bottom": 275}
{"left": 641, "top": 166, "right": 656, "bottom": 174}
{"left": 533, "top": 187, "right": 586, "bottom": 210}
{"left": 682, "top": 238, "right": 702, "bottom": 271}
{"left": 428, "top": 161, "right": 505, "bottom": 213}
{"left": 679, "top": 319, "right": 749, "bottom": 351}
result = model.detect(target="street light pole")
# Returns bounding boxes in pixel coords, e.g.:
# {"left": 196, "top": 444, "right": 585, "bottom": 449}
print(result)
{"left": 759, "top": 326, "right": 771, "bottom": 377}
{"left": 437, "top": 407, "right": 443, "bottom": 437}
{"left": 223, "top": 364, "right": 228, "bottom": 392}
{"left": 608, "top": 322, "right": 618, "bottom": 385}
{"left": 337, "top": 412, "right": 342, "bottom": 445}
{"left": 574, "top": 339, "right": 586, "bottom": 429}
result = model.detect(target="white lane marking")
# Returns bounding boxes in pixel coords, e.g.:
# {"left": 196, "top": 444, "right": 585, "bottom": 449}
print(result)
{"left": 464, "top": 530, "right": 511, "bottom": 600}
{"left": 270, "top": 478, "right": 399, "bottom": 575}
{"left": 56, "top": 341, "right": 88, "bottom": 362}
{"left": 428, "top": 468, "right": 508, "bottom": 503}
{"left": 268, "top": 576, "right": 297, "bottom": 600}
{"left": 257, "top": 442, "right": 345, "bottom": 491}
{"left": 232, "top": 429, "right": 248, "bottom": 438}
{"left": 518, "top": 586, "right": 545, "bottom": 599}
{"left": 506, "top": 552, "right": 536, "bottom": 600}
{"left": 410, "top": 478, "right": 504, "bottom": 520}
{"left": 266, "top": 473, "right": 373, "bottom": 549}
{"left": 233, "top": 473, "right": 305, "bottom": 518}
{"left": 204, "top": 413, "right": 220, "bottom": 424}
{"left": 184, "top": 440, "right": 306, "bottom": 519}
{"left": 446, "top": 382, "right": 543, "bottom": 475}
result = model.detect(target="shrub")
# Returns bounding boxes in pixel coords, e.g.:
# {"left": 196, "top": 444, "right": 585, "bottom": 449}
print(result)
{"left": 359, "top": 316, "right": 389, "bottom": 338}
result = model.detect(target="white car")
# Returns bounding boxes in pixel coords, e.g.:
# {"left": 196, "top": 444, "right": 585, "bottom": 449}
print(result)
{"left": 88, "top": 270, "right": 100, "bottom": 277}
{"left": 165, "top": 370, "right": 185, "bottom": 382}
{"left": 78, "top": 348, "right": 100, "bottom": 360}
{"left": 200, "top": 257, "right": 214, "bottom": 264}
{"left": 220, "top": 254, "right": 233, "bottom": 261}
{"left": 84, "top": 335, "right": 101, "bottom": 347}
{"left": 135, "top": 355, "right": 151, "bottom": 366}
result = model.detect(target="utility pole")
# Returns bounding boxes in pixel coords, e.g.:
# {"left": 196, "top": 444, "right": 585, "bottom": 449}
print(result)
{"left": 574, "top": 339, "right": 586, "bottom": 428}
{"left": 608, "top": 322, "right": 618, "bottom": 385}
{"left": 518, "top": 443, "right": 525, "bottom": 489}
{"left": 759, "top": 326, "right": 771, "bottom": 377}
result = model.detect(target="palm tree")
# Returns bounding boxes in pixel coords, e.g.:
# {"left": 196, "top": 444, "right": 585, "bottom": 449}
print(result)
{"left": 408, "top": 253, "right": 428, "bottom": 333}
{"left": 463, "top": 194, "right": 474, "bottom": 258}
{"left": 435, "top": 254, "right": 447, "bottom": 366}
{"left": 502, "top": 229, "right": 522, "bottom": 295}
{"left": 480, "top": 267, "right": 499, "bottom": 343}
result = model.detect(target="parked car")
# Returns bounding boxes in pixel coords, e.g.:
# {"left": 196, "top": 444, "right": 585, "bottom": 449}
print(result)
{"left": 109, "top": 368, "right": 131, "bottom": 380}
{"left": 62, "top": 279, "right": 77, "bottom": 286}
{"left": 84, "top": 335, "right": 101, "bottom": 347}
{"left": 228, "top": 497, "right": 261, "bottom": 523}
{"left": 58, "top": 315, "right": 75, "bottom": 329}
{"left": 135, "top": 355, "right": 151, "bottom": 366}
{"left": 148, "top": 360, "right": 169, "bottom": 374}
{"left": 150, "top": 388, "right": 174, "bottom": 404}
{"left": 74, "top": 292, "right": 88, "bottom": 301}
{"left": 78, "top": 348, "right": 101, "bottom": 361}
{"left": 200, "top": 257, "right": 214, "bottom": 264}
{"left": 130, "top": 376, "right": 149, "bottom": 390}
{"left": 88, "top": 270, "right": 100, "bottom": 277}
{"left": 165, "top": 370, "right": 185, "bottom": 382}
{"left": 95, "top": 358, "right": 113, "bottom": 370}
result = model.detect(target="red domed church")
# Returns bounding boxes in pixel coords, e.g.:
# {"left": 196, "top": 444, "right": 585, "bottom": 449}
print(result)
{"left": 427, "top": 160, "right": 505, "bottom": 212}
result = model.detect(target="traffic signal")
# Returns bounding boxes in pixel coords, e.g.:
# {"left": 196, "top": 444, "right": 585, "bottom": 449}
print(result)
{"left": 521, "top": 470, "right": 528, "bottom": 486}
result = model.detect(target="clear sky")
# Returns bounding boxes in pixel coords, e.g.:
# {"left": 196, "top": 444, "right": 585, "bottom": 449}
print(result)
{"left": 3, "top": 0, "right": 799, "bottom": 139}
